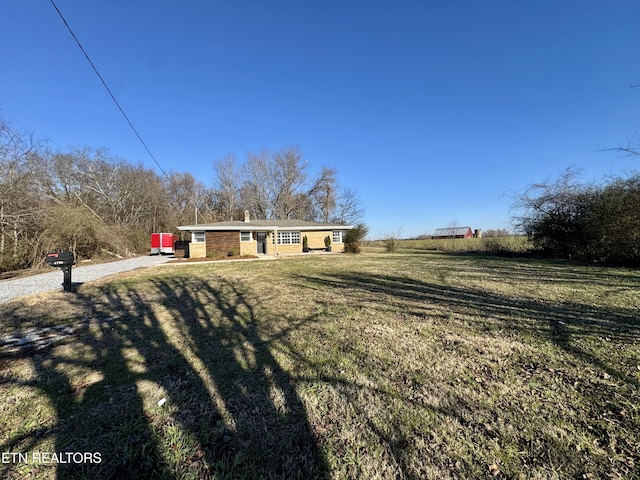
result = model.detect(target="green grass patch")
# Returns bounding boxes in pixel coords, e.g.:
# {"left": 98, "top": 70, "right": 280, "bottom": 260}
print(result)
{"left": 1, "top": 252, "right": 639, "bottom": 478}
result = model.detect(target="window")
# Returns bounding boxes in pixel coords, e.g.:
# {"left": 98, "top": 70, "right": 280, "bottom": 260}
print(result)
{"left": 276, "top": 231, "right": 301, "bottom": 245}
{"left": 192, "top": 231, "right": 205, "bottom": 243}
{"left": 332, "top": 230, "right": 343, "bottom": 244}
{"left": 240, "top": 232, "right": 252, "bottom": 242}
{"left": 277, "top": 232, "right": 289, "bottom": 244}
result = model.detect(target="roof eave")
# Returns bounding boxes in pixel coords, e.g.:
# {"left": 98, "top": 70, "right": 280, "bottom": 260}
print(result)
{"left": 177, "top": 225, "right": 276, "bottom": 231}
{"left": 277, "top": 225, "right": 353, "bottom": 231}
{"left": 178, "top": 224, "right": 353, "bottom": 232}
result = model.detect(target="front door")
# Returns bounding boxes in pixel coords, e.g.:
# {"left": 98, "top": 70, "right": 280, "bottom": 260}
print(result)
{"left": 256, "top": 232, "right": 267, "bottom": 254}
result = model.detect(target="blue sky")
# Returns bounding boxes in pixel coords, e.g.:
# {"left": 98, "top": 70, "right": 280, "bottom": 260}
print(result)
{"left": 2, "top": 1, "right": 639, "bottom": 238}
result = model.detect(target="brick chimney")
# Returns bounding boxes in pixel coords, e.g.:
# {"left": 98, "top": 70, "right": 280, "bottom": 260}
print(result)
{"left": 244, "top": 210, "right": 250, "bottom": 222}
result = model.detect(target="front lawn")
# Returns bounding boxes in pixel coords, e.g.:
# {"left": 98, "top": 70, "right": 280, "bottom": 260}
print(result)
{"left": 1, "top": 252, "right": 638, "bottom": 479}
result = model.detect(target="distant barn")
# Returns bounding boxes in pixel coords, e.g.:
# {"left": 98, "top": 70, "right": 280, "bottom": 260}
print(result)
{"left": 432, "top": 227, "right": 474, "bottom": 239}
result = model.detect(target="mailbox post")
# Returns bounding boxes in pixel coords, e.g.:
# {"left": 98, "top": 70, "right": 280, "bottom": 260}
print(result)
{"left": 45, "top": 251, "right": 76, "bottom": 292}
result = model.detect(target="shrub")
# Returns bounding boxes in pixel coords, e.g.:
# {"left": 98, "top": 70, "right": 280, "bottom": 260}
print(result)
{"left": 513, "top": 169, "right": 640, "bottom": 265}
{"left": 344, "top": 224, "right": 368, "bottom": 254}
{"left": 0, "top": 244, "right": 32, "bottom": 272}
{"left": 384, "top": 237, "right": 400, "bottom": 253}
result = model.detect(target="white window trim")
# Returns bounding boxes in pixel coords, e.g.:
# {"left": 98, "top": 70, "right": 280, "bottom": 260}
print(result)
{"left": 240, "top": 231, "right": 252, "bottom": 242}
{"left": 332, "top": 230, "right": 343, "bottom": 244}
{"left": 192, "top": 231, "right": 205, "bottom": 243}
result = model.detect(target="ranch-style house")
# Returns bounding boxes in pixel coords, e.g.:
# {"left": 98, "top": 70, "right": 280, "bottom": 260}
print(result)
{"left": 178, "top": 211, "right": 353, "bottom": 258}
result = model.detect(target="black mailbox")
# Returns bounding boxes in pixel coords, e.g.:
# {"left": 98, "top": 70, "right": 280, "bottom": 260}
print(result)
{"left": 45, "top": 251, "right": 75, "bottom": 267}
{"left": 45, "top": 251, "right": 75, "bottom": 292}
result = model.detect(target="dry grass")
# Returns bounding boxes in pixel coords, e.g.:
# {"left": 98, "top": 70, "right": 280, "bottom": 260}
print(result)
{"left": 367, "top": 236, "right": 532, "bottom": 254}
{"left": 1, "top": 252, "right": 639, "bottom": 479}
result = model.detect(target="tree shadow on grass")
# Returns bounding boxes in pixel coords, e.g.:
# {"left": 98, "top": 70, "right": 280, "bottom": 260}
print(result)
{"left": 293, "top": 268, "right": 640, "bottom": 478}
{"left": 0, "top": 274, "right": 327, "bottom": 479}
{"left": 147, "top": 275, "right": 324, "bottom": 477}
{"left": 299, "top": 270, "right": 640, "bottom": 386}
{"left": 397, "top": 250, "right": 640, "bottom": 289}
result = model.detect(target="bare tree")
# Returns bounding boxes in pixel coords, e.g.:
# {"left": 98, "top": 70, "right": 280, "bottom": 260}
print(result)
{"left": 308, "top": 167, "right": 337, "bottom": 223}
{"left": 230, "top": 147, "right": 364, "bottom": 224}
{"left": 0, "top": 119, "right": 43, "bottom": 269}
{"left": 238, "top": 147, "right": 312, "bottom": 220}
{"left": 241, "top": 150, "right": 272, "bottom": 219}
{"left": 213, "top": 154, "right": 241, "bottom": 221}
{"left": 35, "top": 147, "right": 171, "bottom": 253}
{"left": 38, "top": 151, "right": 84, "bottom": 206}
{"left": 194, "top": 187, "right": 219, "bottom": 224}
{"left": 117, "top": 164, "right": 166, "bottom": 228}
{"left": 62, "top": 149, "right": 160, "bottom": 228}
{"left": 331, "top": 187, "right": 364, "bottom": 225}
{"left": 165, "top": 171, "right": 217, "bottom": 227}
{"left": 271, "top": 146, "right": 308, "bottom": 219}
{"left": 165, "top": 172, "right": 202, "bottom": 227}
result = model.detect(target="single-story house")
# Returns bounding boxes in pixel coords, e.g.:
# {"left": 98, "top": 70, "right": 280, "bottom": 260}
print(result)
{"left": 178, "top": 211, "right": 353, "bottom": 258}
{"left": 432, "top": 227, "right": 474, "bottom": 239}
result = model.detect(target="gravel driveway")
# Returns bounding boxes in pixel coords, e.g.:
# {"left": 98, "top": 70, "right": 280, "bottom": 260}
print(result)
{"left": 0, "top": 255, "right": 173, "bottom": 304}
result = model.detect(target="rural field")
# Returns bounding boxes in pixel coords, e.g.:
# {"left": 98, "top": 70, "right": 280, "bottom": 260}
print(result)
{"left": 1, "top": 250, "right": 639, "bottom": 479}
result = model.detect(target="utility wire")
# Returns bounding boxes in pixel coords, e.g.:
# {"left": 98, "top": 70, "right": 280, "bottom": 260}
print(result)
{"left": 49, "top": 0, "right": 169, "bottom": 178}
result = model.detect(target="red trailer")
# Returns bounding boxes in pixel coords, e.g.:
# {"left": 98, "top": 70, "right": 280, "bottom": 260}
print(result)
{"left": 150, "top": 233, "right": 178, "bottom": 255}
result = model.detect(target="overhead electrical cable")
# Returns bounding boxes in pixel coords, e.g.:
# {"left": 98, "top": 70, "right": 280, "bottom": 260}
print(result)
{"left": 49, "top": 0, "right": 169, "bottom": 178}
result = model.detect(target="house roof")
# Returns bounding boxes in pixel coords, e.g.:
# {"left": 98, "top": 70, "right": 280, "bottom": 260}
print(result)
{"left": 432, "top": 227, "right": 472, "bottom": 237}
{"left": 178, "top": 219, "right": 352, "bottom": 232}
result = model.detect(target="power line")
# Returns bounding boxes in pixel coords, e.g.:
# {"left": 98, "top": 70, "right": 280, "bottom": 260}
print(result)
{"left": 49, "top": 0, "right": 169, "bottom": 178}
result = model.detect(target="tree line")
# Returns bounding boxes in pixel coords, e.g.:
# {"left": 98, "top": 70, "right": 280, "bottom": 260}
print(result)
{"left": 513, "top": 168, "right": 640, "bottom": 266}
{"left": 0, "top": 117, "right": 363, "bottom": 272}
